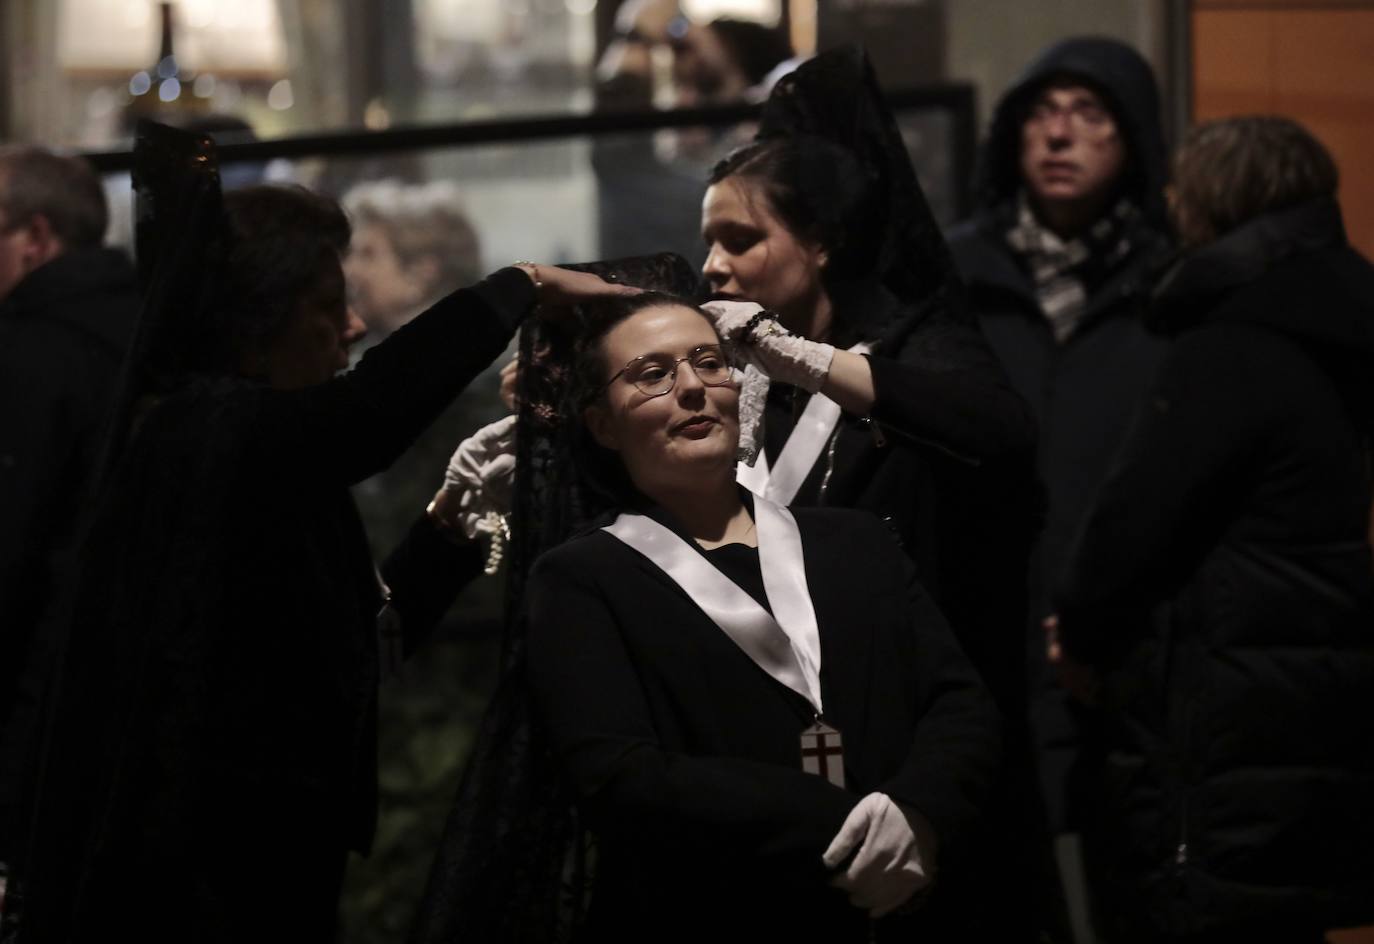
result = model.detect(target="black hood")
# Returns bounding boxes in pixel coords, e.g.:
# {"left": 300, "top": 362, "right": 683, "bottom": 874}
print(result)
{"left": 1152, "top": 197, "right": 1374, "bottom": 434}
{"left": 973, "top": 36, "right": 1168, "bottom": 224}
{"left": 1151, "top": 197, "right": 1374, "bottom": 352}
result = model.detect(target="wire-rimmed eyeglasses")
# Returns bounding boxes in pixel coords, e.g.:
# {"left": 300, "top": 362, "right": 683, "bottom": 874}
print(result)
{"left": 1024, "top": 98, "right": 1116, "bottom": 139}
{"left": 602, "top": 344, "right": 735, "bottom": 398}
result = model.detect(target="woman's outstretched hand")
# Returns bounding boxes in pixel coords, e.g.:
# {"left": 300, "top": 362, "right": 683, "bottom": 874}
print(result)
{"left": 511, "top": 263, "right": 643, "bottom": 308}
{"left": 822, "top": 792, "right": 936, "bottom": 918}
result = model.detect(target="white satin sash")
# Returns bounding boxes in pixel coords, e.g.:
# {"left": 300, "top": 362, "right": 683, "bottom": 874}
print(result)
{"left": 602, "top": 496, "right": 823, "bottom": 715}
{"left": 735, "top": 341, "right": 872, "bottom": 505}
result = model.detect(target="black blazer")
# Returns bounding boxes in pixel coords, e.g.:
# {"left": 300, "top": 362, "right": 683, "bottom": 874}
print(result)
{"left": 526, "top": 503, "right": 1000, "bottom": 942}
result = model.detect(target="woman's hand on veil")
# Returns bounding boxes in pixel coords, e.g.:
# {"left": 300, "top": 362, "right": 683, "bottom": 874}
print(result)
{"left": 511, "top": 264, "right": 643, "bottom": 310}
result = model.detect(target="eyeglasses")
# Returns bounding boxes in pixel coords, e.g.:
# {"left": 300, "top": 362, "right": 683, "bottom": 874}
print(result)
{"left": 1024, "top": 99, "right": 1116, "bottom": 139}
{"left": 602, "top": 344, "right": 735, "bottom": 398}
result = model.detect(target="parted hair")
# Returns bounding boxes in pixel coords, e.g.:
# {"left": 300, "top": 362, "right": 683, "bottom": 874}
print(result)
{"left": 0, "top": 146, "right": 108, "bottom": 248}
{"left": 1173, "top": 116, "right": 1339, "bottom": 245}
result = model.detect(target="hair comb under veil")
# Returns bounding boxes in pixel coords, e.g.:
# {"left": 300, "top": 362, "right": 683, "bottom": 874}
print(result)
{"left": 757, "top": 44, "right": 967, "bottom": 335}
{"left": 90, "top": 121, "right": 228, "bottom": 492}
{"left": 409, "top": 253, "right": 702, "bottom": 944}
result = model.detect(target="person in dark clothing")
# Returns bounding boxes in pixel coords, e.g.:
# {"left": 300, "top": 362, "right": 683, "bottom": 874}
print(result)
{"left": 946, "top": 38, "right": 1174, "bottom": 858}
{"left": 0, "top": 147, "right": 140, "bottom": 873}
{"left": 701, "top": 47, "right": 1045, "bottom": 939}
{"left": 525, "top": 292, "right": 999, "bottom": 942}
{"left": 1054, "top": 116, "right": 1374, "bottom": 943}
{"left": 13, "top": 153, "right": 639, "bottom": 941}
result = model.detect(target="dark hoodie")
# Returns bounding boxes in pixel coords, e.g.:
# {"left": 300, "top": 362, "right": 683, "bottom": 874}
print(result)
{"left": 972, "top": 36, "right": 1168, "bottom": 224}
{"left": 950, "top": 36, "right": 1174, "bottom": 611}
{"left": 1056, "top": 198, "right": 1374, "bottom": 939}
{"left": 945, "top": 38, "right": 1175, "bottom": 833}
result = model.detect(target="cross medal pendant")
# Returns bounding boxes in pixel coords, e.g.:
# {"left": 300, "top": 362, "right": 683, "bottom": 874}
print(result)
{"left": 800, "top": 719, "right": 845, "bottom": 789}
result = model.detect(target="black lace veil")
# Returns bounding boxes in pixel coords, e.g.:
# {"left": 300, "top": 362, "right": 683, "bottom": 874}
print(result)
{"left": 754, "top": 44, "right": 968, "bottom": 342}
{"left": 106, "top": 121, "right": 227, "bottom": 476}
{"left": 12, "top": 121, "right": 228, "bottom": 938}
{"left": 410, "top": 254, "right": 701, "bottom": 944}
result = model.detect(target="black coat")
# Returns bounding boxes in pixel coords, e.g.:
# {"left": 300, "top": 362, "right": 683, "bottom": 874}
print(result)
{"left": 526, "top": 501, "right": 1000, "bottom": 942}
{"left": 947, "top": 36, "right": 1175, "bottom": 837}
{"left": 21, "top": 269, "right": 535, "bottom": 943}
{"left": 949, "top": 216, "right": 1170, "bottom": 621}
{"left": 0, "top": 248, "right": 139, "bottom": 861}
{"left": 1057, "top": 198, "right": 1374, "bottom": 939}
{"left": 0, "top": 248, "right": 138, "bottom": 734}
{"left": 948, "top": 34, "right": 1174, "bottom": 624}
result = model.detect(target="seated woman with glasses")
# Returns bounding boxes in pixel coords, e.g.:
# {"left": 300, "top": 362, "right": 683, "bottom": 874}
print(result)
{"left": 522, "top": 290, "right": 1000, "bottom": 942}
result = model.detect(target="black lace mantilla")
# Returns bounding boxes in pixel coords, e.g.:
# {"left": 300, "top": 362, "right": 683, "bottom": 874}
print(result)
{"left": 758, "top": 44, "right": 969, "bottom": 347}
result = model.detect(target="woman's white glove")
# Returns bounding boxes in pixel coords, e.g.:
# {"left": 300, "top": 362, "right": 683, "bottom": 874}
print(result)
{"left": 437, "top": 414, "right": 517, "bottom": 540}
{"left": 701, "top": 299, "right": 835, "bottom": 394}
{"left": 822, "top": 792, "right": 936, "bottom": 919}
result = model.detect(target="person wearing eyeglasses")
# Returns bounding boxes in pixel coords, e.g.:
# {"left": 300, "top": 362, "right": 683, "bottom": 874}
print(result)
{"left": 517, "top": 291, "right": 999, "bottom": 942}
{"left": 945, "top": 35, "right": 1174, "bottom": 940}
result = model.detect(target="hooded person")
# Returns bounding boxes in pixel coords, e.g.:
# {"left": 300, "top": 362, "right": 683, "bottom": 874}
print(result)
{"left": 945, "top": 36, "right": 1175, "bottom": 842}
{"left": 1054, "top": 115, "right": 1374, "bottom": 943}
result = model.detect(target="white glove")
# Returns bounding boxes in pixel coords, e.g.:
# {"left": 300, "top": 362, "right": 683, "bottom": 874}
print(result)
{"left": 822, "top": 792, "right": 936, "bottom": 919}
{"left": 735, "top": 363, "right": 770, "bottom": 465}
{"left": 701, "top": 299, "right": 835, "bottom": 394}
{"left": 440, "top": 414, "right": 517, "bottom": 540}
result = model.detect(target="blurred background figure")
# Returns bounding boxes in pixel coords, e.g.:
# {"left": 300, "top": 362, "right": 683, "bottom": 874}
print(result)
{"left": 0, "top": 146, "right": 139, "bottom": 884}
{"left": 670, "top": 17, "right": 799, "bottom": 106}
{"left": 1056, "top": 115, "right": 1374, "bottom": 944}
{"left": 341, "top": 178, "right": 494, "bottom": 557}
{"left": 342, "top": 178, "right": 483, "bottom": 341}
{"left": 946, "top": 37, "right": 1173, "bottom": 941}
{"left": 592, "top": 0, "right": 795, "bottom": 266}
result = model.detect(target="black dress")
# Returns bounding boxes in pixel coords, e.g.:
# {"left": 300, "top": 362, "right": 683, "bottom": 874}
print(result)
{"left": 20, "top": 268, "right": 535, "bottom": 943}
{"left": 525, "top": 499, "right": 1000, "bottom": 942}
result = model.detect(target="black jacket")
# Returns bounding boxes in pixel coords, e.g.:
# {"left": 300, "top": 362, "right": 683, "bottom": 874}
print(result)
{"left": 948, "top": 36, "right": 1173, "bottom": 620}
{"left": 0, "top": 249, "right": 139, "bottom": 732}
{"left": 0, "top": 249, "right": 139, "bottom": 864}
{"left": 527, "top": 502, "right": 1000, "bottom": 942}
{"left": 20, "top": 269, "right": 535, "bottom": 943}
{"left": 1058, "top": 198, "right": 1374, "bottom": 939}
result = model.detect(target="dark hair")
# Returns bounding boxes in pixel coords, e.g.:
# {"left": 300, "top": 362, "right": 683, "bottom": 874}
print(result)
{"left": 708, "top": 136, "right": 875, "bottom": 284}
{"left": 706, "top": 18, "right": 793, "bottom": 87}
{"left": 1173, "top": 115, "right": 1339, "bottom": 246}
{"left": 0, "top": 146, "right": 108, "bottom": 248}
{"left": 214, "top": 185, "right": 351, "bottom": 371}
{"left": 562, "top": 291, "right": 719, "bottom": 505}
